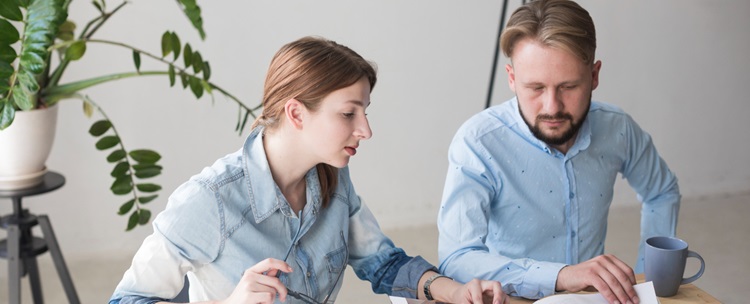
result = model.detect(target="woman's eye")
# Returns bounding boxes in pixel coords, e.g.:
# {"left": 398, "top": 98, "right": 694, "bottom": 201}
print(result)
{"left": 343, "top": 113, "right": 355, "bottom": 118}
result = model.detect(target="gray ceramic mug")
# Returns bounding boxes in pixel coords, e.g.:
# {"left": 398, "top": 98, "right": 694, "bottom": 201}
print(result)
{"left": 645, "top": 236, "right": 705, "bottom": 297}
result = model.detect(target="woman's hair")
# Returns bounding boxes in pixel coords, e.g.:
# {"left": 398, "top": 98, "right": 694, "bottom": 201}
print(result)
{"left": 500, "top": 0, "right": 596, "bottom": 65}
{"left": 252, "top": 36, "right": 377, "bottom": 208}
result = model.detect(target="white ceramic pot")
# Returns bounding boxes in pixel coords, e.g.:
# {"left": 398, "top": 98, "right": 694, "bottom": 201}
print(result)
{"left": 0, "top": 105, "right": 59, "bottom": 190}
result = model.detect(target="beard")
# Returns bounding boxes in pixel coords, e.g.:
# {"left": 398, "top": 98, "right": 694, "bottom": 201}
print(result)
{"left": 518, "top": 96, "right": 591, "bottom": 146}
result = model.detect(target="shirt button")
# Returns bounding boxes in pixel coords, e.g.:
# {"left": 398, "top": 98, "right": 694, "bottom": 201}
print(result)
{"left": 306, "top": 271, "right": 311, "bottom": 277}
{"left": 569, "top": 192, "right": 575, "bottom": 199}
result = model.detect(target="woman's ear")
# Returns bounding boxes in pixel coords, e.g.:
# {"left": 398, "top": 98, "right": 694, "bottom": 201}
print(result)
{"left": 284, "top": 98, "right": 305, "bottom": 130}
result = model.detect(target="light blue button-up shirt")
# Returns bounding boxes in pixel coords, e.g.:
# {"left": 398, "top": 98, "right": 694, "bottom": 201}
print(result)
{"left": 110, "top": 127, "right": 435, "bottom": 304}
{"left": 437, "top": 98, "right": 680, "bottom": 299}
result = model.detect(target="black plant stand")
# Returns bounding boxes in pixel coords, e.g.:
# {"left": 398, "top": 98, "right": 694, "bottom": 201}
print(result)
{"left": 0, "top": 172, "right": 80, "bottom": 304}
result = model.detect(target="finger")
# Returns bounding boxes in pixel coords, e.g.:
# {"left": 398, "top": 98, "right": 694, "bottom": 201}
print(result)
{"left": 601, "top": 257, "right": 638, "bottom": 303}
{"left": 590, "top": 275, "right": 619, "bottom": 304}
{"left": 249, "top": 291, "right": 275, "bottom": 304}
{"left": 596, "top": 268, "right": 633, "bottom": 304}
{"left": 248, "top": 258, "right": 293, "bottom": 275}
{"left": 247, "top": 271, "right": 289, "bottom": 302}
{"left": 468, "top": 279, "right": 484, "bottom": 304}
{"left": 478, "top": 280, "right": 504, "bottom": 304}
{"left": 606, "top": 255, "right": 637, "bottom": 285}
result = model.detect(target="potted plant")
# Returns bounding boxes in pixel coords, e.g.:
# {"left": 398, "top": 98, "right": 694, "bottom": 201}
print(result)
{"left": 0, "top": 0, "right": 260, "bottom": 230}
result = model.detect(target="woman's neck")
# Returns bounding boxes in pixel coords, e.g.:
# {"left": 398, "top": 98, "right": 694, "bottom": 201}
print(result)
{"left": 262, "top": 129, "right": 313, "bottom": 213}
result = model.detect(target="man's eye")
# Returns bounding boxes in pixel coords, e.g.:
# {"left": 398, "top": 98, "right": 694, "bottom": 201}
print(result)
{"left": 343, "top": 113, "right": 355, "bottom": 118}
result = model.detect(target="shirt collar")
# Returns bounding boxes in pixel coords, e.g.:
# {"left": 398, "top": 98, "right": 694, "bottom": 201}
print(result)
{"left": 242, "top": 127, "right": 323, "bottom": 223}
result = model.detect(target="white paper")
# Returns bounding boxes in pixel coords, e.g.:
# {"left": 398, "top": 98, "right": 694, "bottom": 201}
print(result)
{"left": 533, "top": 281, "right": 659, "bottom": 304}
{"left": 389, "top": 296, "right": 409, "bottom": 304}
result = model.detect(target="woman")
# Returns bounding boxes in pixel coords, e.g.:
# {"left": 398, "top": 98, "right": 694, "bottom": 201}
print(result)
{"left": 109, "top": 36, "right": 507, "bottom": 304}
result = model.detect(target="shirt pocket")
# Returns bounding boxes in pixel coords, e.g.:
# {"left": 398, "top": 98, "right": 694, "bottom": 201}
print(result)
{"left": 324, "top": 233, "right": 348, "bottom": 285}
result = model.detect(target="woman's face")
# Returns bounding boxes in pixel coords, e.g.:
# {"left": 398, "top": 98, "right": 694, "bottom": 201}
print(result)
{"left": 302, "top": 77, "right": 372, "bottom": 168}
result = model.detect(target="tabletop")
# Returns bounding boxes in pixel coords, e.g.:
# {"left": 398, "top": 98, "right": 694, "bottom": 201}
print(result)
{"left": 508, "top": 274, "right": 720, "bottom": 304}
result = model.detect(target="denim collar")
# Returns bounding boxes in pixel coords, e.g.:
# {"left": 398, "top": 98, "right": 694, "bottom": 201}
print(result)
{"left": 242, "top": 127, "right": 323, "bottom": 223}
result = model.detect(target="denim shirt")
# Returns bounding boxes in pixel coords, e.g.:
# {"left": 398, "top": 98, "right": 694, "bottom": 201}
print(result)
{"left": 438, "top": 98, "right": 680, "bottom": 299}
{"left": 109, "top": 127, "right": 435, "bottom": 304}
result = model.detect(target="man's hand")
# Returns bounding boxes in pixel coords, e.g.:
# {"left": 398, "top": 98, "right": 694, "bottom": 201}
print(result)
{"left": 556, "top": 254, "right": 639, "bottom": 304}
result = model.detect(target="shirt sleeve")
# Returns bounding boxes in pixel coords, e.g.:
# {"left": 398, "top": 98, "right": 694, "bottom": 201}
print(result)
{"left": 620, "top": 115, "right": 681, "bottom": 273}
{"left": 109, "top": 180, "right": 222, "bottom": 303}
{"left": 341, "top": 168, "right": 436, "bottom": 298}
{"left": 437, "top": 131, "right": 566, "bottom": 299}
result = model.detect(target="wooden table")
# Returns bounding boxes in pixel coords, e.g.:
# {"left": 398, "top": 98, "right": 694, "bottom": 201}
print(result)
{"left": 508, "top": 274, "right": 720, "bottom": 304}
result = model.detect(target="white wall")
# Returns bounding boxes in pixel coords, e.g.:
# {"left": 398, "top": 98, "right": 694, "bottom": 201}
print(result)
{"left": 2, "top": 0, "right": 748, "bottom": 257}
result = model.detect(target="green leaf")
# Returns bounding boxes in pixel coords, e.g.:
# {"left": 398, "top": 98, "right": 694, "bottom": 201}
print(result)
{"left": 191, "top": 51, "right": 203, "bottom": 74}
{"left": 129, "top": 149, "right": 161, "bottom": 163}
{"left": 0, "top": 19, "right": 20, "bottom": 44}
{"left": 183, "top": 43, "right": 192, "bottom": 68}
{"left": 56, "top": 20, "right": 75, "bottom": 41}
{"left": 106, "top": 149, "right": 126, "bottom": 163}
{"left": 0, "top": 44, "right": 17, "bottom": 63}
{"left": 136, "top": 183, "right": 161, "bottom": 193}
{"left": 170, "top": 32, "right": 180, "bottom": 61}
{"left": 202, "top": 61, "right": 211, "bottom": 80}
{"left": 17, "top": 0, "right": 30, "bottom": 8}
{"left": 0, "top": 98, "right": 15, "bottom": 130}
{"left": 168, "top": 65, "right": 175, "bottom": 87}
{"left": 11, "top": 83, "right": 34, "bottom": 110}
{"left": 88, "top": 119, "right": 111, "bottom": 136}
{"left": 126, "top": 211, "right": 138, "bottom": 231}
{"left": 19, "top": 51, "right": 45, "bottom": 74}
{"left": 82, "top": 98, "right": 94, "bottom": 117}
{"left": 132, "top": 50, "right": 141, "bottom": 71}
{"left": 0, "top": 1, "right": 23, "bottom": 21}
{"left": 110, "top": 175, "right": 133, "bottom": 195}
{"left": 160, "top": 31, "right": 171, "bottom": 58}
{"left": 117, "top": 199, "right": 135, "bottom": 215}
{"left": 95, "top": 135, "right": 120, "bottom": 150}
{"left": 179, "top": 72, "right": 188, "bottom": 89}
{"left": 0, "top": 61, "right": 12, "bottom": 79}
{"left": 138, "top": 208, "right": 151, "bottom": 224}
{"left": 0, "top": 82, "right": 9, "bottom": 96}
{"left": 92, "top": 1, "right": 103, "bottom": 13}
{"left": 134, "top": 165, "right": 161, "bottom": 178}
{"left": 138, "top": 195, "right": 158, "bottom": 204}
{"left": 189, "top": 76, "right": 203, "bottom": 98}
{"left": 64, "top": 40, "right": 86, "bottom": 60}
{"left": 110, "top": 161, "right": 129, "bottom": 177}
{"left": 176, "top": 0, "right": 205, "bottom": 40}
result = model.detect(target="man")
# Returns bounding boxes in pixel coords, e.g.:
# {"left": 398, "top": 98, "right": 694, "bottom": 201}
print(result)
{"left": 437, "top": 1, "right": 680, "bottom": 304}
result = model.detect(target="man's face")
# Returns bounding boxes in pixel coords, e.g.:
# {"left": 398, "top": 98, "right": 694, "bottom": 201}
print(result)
{"left": 506, "top": 38, "right": 601, "bottom": 152}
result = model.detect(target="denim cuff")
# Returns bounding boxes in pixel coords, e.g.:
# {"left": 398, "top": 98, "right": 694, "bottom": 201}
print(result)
{"left": 390, "top": 255, "right": 438, "bottom": 298}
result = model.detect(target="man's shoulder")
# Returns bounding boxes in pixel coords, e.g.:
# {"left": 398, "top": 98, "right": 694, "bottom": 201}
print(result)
{"left": 456, "top": 100, "right": 517, "bottom": 138}
{"left": 589, "top": 101, "right": 635, "bottom": 124}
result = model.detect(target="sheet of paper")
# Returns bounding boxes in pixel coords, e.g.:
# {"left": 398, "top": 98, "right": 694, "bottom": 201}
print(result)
{"left": 534, "top": 281, "right": 659, "bottom": 304}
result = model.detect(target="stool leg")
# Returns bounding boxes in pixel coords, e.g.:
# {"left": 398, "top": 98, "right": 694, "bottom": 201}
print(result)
{"left": 26, "top": 256, "right": 44, "bottom": 304}
{"left": 37, "top": 215, "right": 80, "bottom": 304}
{"left": 8, "top": 225, "right": 22, "bottom": 304}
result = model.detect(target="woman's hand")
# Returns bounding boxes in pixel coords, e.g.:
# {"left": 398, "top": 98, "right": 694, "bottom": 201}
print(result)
{"left": 218, "top": 258, "right": 293, "bottom": 304}
{"left": 448, "top": 278, "right": 509, "bottom": 304}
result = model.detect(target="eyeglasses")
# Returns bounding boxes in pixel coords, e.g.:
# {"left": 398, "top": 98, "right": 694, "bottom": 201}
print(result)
{"left": 278, "top": 231, "right": 348, "bottom": 304}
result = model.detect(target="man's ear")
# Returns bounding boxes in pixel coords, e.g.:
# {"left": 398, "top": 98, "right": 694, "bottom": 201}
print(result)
{"left": 591, "top": 60, "right": 602, "bottom": 91}
{"left": 284, "top": 98, "right": 305, "bottom": 130}
{"left": 506, "top": 63, "right": 517, "bottom": 94}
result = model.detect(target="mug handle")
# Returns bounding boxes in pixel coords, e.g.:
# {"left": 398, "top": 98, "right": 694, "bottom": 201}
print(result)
{"left": 682, "top": 250, "right": 705, "bottom": 284}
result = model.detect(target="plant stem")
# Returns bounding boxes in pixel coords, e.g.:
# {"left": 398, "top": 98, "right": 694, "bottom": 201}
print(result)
{"left": 48, "top": 1, "right": 129, "bottom": 88}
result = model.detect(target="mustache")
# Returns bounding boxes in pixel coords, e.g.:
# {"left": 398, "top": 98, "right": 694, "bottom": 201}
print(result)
{"left": 536, "top": 112, "right": 573, "bottom": 121}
